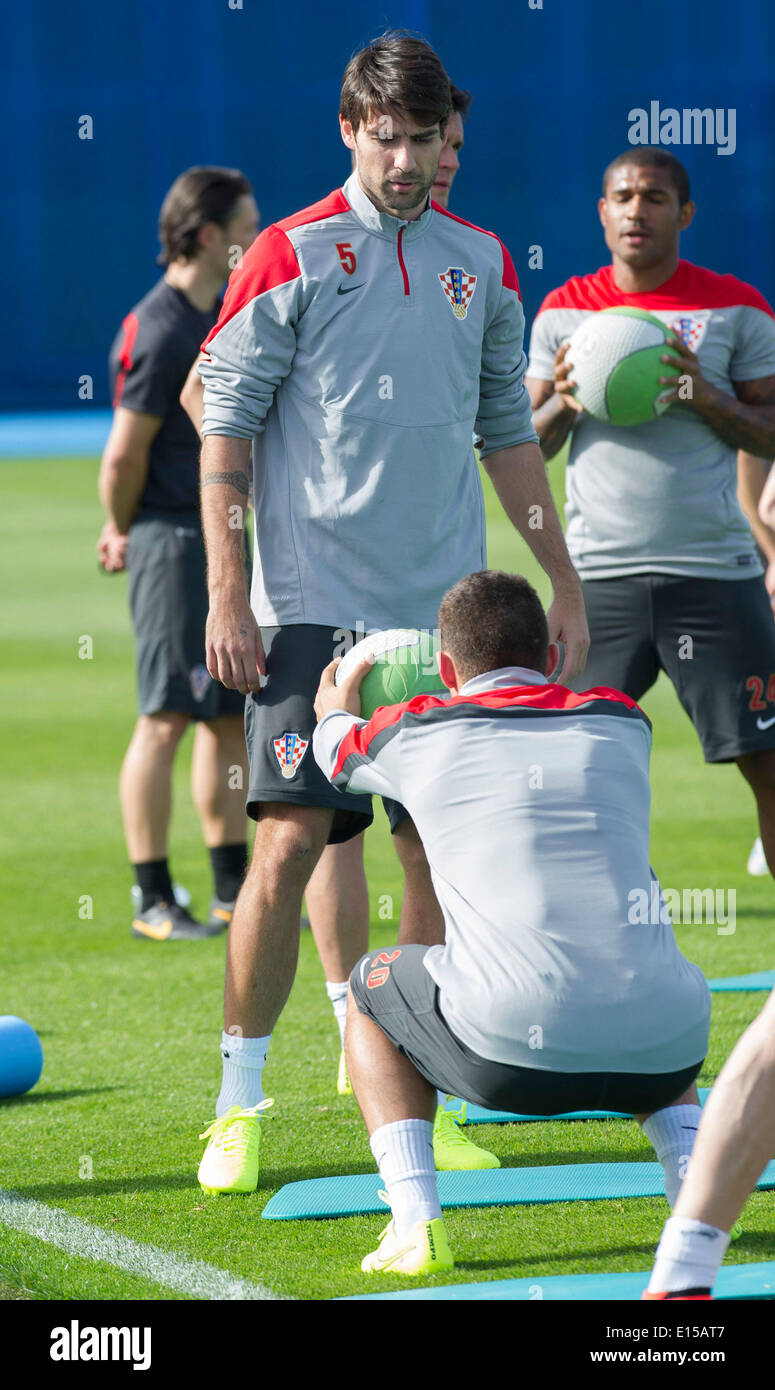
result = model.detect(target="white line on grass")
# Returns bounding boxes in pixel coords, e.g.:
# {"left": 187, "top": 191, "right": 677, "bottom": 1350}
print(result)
{"left": 0, "top": 1189, "right": 287, "bottom": 1300}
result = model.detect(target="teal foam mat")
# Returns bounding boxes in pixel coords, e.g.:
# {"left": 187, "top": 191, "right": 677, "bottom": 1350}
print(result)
{"left": 262, "top": 1157, "right": 775, "bottom": 1220}
{"left": 458, "top": 1087, "right": 710, "bottom": 1125}
{"left": 708, "top": 970, "right": 775, "bottom": 992}
{"left": 340, "top": 1260, "right": 775, "bottom": 1301}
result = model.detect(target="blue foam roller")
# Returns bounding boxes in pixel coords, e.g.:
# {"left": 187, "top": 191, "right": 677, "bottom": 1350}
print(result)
{"left": 708, "top": 971, "right": 775, "bottom": 992}
{"left": 262, "top": 1158, "right": 775, "bottom": 1220}
{"left": 340, "top": 1259, "right": 775, "bottom": 1301}
{"left": 457, "top": 1087, "right": 711, "bottom": 1125}
{"left": 0, "top": 1017, "right": 43, "bottom": 1098}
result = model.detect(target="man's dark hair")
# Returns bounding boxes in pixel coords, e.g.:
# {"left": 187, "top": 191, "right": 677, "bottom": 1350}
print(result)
{"left": 340, "top": 29, "right": 452, "bottom": 136}
{"left": 602, "top": 147, "right": 691, "bottom": 205}
{"left": 439, "top": 571, "right": 549, "bottom": 684}
{"left": 450, "top": 83, "right": 473, "bottom": 122}
{"left": 157, "top": 166, "right": 253, "bottom": 266}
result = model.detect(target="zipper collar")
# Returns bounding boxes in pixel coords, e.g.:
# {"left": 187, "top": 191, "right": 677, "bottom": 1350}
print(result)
{"left": 343, "top": 171, "right": 433, "bottom": 242}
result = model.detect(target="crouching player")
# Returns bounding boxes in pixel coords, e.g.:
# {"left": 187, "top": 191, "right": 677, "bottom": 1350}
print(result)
{"left": 313, "top": 571, "right": 711, "bottom": 1275}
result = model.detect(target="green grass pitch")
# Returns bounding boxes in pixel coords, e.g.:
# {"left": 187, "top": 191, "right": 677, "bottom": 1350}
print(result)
{"left": 1, "top": 453, "right": 773, "bottom": 1300}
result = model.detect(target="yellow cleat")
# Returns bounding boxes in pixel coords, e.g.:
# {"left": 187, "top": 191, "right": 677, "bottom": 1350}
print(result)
{"left": 337, "top": 1049, "right": 353, "bottom": 1096}
{"left": 197, "top": 1099, "right": 273, "bottom": 1194}
{"left": 433, "top": 1102, "right": 500, "bottom": 1171}
{"left": 362, "top": 1215, "right": 453, "bottom": 1276}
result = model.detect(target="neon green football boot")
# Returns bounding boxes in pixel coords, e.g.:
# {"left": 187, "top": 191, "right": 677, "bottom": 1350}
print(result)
{"left": 197, "top": 1099, "right": 273, "bottom": 1194}
{"left": 361, "top": 1213, "right": 454, "bottom": 1276}
{"left": 433, "top": 1101, "right": 500, "bottom": 1170}
{"left": 337, "top": 1049, "right": 353, "bottom": 1096}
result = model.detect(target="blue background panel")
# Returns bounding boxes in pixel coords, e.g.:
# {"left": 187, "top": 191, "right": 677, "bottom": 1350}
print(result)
{"left": 5, "top": 1, "right": 774, "bottom": 410}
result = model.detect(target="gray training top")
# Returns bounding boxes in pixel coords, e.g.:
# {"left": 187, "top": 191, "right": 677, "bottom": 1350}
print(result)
{"left": 199, "top": 172, "right": 538, "bottom": 633}
{"left": 528, "top": 260, "right": 775, "bottom": 581}
{"left": 314, "top": 667, "right": 711, "bottom": 1075}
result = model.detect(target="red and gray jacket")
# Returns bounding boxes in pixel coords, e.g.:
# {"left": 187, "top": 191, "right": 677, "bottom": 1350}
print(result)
{"left": 199, "top": 171, "right": 538, "bottom": 632}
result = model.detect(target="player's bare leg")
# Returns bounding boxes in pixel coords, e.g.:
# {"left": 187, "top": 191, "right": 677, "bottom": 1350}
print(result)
{"left": 224, "top": 803, "right": 333, "bottom": 1037}
{"left": 345, "top": 985, "right": 436, "bottom": 1131}
{"left": 736, "top": 748, "right": 775, "bottom": 877}
{"left": 305, "top": 834, "right": 370, "bottom": 1090}
{"left": 120, "top": 711, "right": 190, "bottom": 861}
{"left": 191, "top": 714, "right": 248, "bottom": 847}
{"left": 674, "top": 993, "right": 775, "bottom": 1230}
{"left": 648, "top": 990, "right": 775, "bottom": 1296}
{"left": 192, "top": 714, "right": 249, "bottom": 926}
{"left": 305, "top": 834, "right": 369, "bottom": 981}
{"left": 393, "top": 818, "right": 445, "bottom": 946}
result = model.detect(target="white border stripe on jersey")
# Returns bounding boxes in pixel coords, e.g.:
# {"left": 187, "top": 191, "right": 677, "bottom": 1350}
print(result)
{"left": 0, "top": 1188, "right": 286, "bottom": 1301}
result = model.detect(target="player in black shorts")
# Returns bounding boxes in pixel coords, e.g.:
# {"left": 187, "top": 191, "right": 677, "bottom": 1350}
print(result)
{"left": 98, "top": 167, "right": 259, "bottom": 940}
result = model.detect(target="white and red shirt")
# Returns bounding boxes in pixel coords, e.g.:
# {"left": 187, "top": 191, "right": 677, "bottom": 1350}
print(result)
{"left": 199, "top": 171, "right": 537, "bottom": 632}
{"left": 314, "top": 666, "right": 710, "bottom": 1074}
{"left": 528, "top": 261, "right": 775, "bottom": 580}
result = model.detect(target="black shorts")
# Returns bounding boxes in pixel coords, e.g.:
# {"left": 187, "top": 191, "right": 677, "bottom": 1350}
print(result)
{"left": 244, "top": 624, "right": 410, "bottom": 840}
{"left": 569, "top": 574, "right": 775, "bottom": 763}
{"left": 351, "top": 945, "right": 704, "bottom": 1115}
{"left": 127, "top": 516, "right": 246, "bottom": 722}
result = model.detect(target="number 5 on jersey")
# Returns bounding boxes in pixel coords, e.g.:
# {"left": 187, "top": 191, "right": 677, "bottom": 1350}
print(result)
{"left": 336, "top": 242, "right": 357, "bottom": 275}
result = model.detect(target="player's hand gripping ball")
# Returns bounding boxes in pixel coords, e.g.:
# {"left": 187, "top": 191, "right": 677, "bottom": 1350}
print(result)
{"left": 335, "top": 629, "right": 446, "bottom": 718}
{"left": 565, "top": 307, "right": 682, "bottom": 426}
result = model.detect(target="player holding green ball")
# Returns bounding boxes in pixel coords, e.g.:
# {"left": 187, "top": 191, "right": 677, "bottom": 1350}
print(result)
{"left": 526, "top": 147, "right": 775, "bottom": 891}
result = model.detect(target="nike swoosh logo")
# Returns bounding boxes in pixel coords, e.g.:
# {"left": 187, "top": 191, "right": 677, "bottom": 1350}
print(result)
{"left": 756, "top": 714, "right": 775, "bottom": 730}
{"left": 337, "top": 282, "right": 365, "bottom": 295}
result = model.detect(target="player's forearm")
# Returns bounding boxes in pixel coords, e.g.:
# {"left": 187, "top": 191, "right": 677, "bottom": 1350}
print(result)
{"left": 738, "top": 453, "right": 775, "bottom": 563}
{"left": 200, "top": 435, "right": 252, "bottom": 601}
{"left": 483, "top": 443, "right": 579, "bottom": 591}
{"left": 98, "top": 456, "right": 148, "bottom": 533}
{"left": 693, "top": 390, "right": 775, "bottom": 456}
{"left": 531, "top": 393, "right": 578, "bottom": 462}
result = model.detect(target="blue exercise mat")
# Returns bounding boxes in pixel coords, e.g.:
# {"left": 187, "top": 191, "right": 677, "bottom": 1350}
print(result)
{"left": 262, "top": 1158, "right": 775, "bottom": 1220}
{"left": 457, "top": 1088, "right": 710, "bottom": 1125}
{"left": 340, "top": 1260, "right": 775, "bottom": 1301}
{"left": 708, "top": 970, "right": 775, "bottom": 992}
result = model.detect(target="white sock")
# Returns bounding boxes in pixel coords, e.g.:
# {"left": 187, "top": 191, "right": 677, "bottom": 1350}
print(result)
{"left": 642, "top": 1104, "right": 702, "bottom": 1206}
{"left": 215, "top": 1032, "right": 270, "bottom": 1117}
{"left": 370, "top": 1119, "right": 441, "bottom": 1239}
{"left": 648, "top": 1215, "right": 730, "bottom": 1293}
{"left": 325, "top": 981, "right": 349, "bottom": 1047}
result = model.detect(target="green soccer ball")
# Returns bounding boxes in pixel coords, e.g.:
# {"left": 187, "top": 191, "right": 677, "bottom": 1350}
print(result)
{"left": 335, "top": 629, "right": 446, "bottom": 719}
{"left": 565, "top": 306, "right": 682, "bottom": 426}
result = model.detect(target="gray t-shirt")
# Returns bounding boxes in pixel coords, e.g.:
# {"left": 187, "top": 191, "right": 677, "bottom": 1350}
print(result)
{"left": 314, "top": 667, "right": 710, "bottom": 1074}
{"left": 527, "top": 260, "right": 775, "bottom": 580}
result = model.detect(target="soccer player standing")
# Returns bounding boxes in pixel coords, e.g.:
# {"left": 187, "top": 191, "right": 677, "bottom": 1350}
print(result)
{"left": 99, "top": 168, "right": 259, "bottom": 939}
{"left": 195, "top": 31, "right": 588, "bottom": 1195}
{"left": 526, "top": 148, "right": 775, "bottom": 880}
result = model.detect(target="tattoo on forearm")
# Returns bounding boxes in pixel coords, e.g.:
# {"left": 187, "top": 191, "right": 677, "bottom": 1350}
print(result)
{"left": 203, "top": 470, "right": 250, "bottom": 496}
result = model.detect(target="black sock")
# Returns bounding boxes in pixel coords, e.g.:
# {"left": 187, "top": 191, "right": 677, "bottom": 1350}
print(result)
{"left": 133, "top": 859, "right": 174, "bottom": 913}
{"left": 209, "top": 842, "right": 248, "bottom": 904}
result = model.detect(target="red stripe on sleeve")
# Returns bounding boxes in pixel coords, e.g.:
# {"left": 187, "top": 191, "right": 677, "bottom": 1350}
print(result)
{"left": 433, "top": 204, "right": 522, "bottom": 300}
{"left": 201, "top": 225, "right": 301, "bottom": 352}
{"left": 113, "top": 311, "right": 139, "bottom": 406}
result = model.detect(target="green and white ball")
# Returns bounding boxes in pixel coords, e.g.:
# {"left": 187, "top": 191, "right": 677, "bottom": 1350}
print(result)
{"left": 565, "top": 306, "right": 681, "bottom": 426}
{"left": 335, "top": 628, "right": 446, "bottom": 719}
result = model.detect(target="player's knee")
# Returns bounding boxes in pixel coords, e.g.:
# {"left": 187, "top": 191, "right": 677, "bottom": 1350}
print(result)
{"left": 253, "top": 809, "right": 329, "bottom": 880}
{"left": 137, "top": 712, "right": 189, "bottom": 753}
{"left": 739, "top": 748, "right": 775, "bottom": 795}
